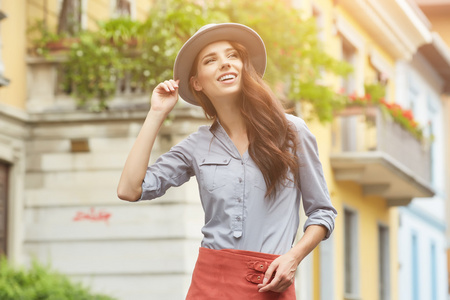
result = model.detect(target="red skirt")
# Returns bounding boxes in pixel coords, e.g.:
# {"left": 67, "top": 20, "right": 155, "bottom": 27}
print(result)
{"left": 186, "top": 247, "right": 296, "bottom": 299}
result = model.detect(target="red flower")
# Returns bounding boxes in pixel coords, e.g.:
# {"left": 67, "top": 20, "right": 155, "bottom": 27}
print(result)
{"left": 402, "top": 110, "right": 414, "bottom": 121}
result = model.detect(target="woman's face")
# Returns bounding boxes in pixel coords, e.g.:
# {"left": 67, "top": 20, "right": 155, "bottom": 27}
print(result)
{"left": 191, "top": 41, "right": 243, "bottom": 106}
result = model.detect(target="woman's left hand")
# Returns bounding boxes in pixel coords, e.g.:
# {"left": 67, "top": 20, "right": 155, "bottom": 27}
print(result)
{"left": 257, "top": 251, "right": 299, "bottom": 293}
{"left": 257, "top": 225, "right": 327, "bottom": 293}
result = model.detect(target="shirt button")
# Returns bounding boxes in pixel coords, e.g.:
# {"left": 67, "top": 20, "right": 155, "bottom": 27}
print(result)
{"left": 223, "top": 159, "right": 227, "bottom": 163}
{"left": 237, "top": 197, "right": 242, "bottom": 203}
{"left": 238, "top": 177, "right": 243, "bottom": 183}
{"left": 236, "top": 216, "right": 241, "bottom": 221}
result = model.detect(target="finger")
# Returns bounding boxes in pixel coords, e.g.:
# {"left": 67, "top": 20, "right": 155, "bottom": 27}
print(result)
{"left": 260, "top": 274, "right": 293, "bottom": 293}
{"left": 258, "top": 276, "right": 281, "bottom": 293}
{"left": 164, "top": 80, "right": 177, "bottom": 92}
{"left": 169, "top": 79, "right": 179, "bottom": 88}
{"left": 156, "top": 82, "right": 171, "bottom": 93}
{"left": 275, "top": 280, "right": 294, "bottom": 293}
{"left": 267, "top": 274, "right": 295, "bottom": 293}
{"left": 263, "top": 262, "right": 277, "bottom": 285}
{"left": 257, "top": 261, "right": 278, "bottom": 291}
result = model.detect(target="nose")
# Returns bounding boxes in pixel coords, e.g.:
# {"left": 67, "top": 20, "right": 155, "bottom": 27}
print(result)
{"left": 220, "top": 60, "right": 231, "bottom": 70}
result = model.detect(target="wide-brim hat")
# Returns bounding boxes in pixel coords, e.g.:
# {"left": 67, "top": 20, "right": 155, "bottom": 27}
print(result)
{"left": 173, "top": 23, "right": 267, "bottom": 106}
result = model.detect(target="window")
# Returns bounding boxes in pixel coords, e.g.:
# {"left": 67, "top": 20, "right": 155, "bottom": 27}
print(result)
{"left": 378, "top": 224, "right": 390, "bottom": 300}
{"left": 0, "top": 162, "right": 8, "bottom": 256}
{"left": 411, "top": 233, "right": 419, "bottom": 300}
{"left": 113, "top": 0, "right": 133, "bottom": 18}
{"left": 344, "top": 208, "right": 359, "bottom": 297}
{"left": 407, "top": 75, "right": 419, "bottom": 117}
{"left": 428, "top": 120, "right": 435, "bottom": 185}
{"left": 335, "top": 15, "right": 363, "bottom": 96}
{"left": 57, "top": 0, "right": 83, "bottom": 35}
{"left": 430, "top": 243, "right": 437, "bottom": 300}
{"left": 426, "top": 95, "right": 438, "bottom": 187}
{"left": 312, "top": 5, "right": 324, "bottom": 42}
{"left": 0, "top": 11, "right": 10, "bottom": 87}
{"left": 342, "top": 38, "right": 357, "bottom": 95}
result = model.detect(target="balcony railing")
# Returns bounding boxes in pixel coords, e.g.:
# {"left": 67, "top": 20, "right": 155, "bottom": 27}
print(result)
{"left": 26, "top": 56, "right": 151, "bottom": 112}
{"left": 330, "top": 106, "right": 434, "bottom": 206}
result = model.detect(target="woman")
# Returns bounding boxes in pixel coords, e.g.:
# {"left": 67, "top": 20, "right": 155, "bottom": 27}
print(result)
{"left": 117, "top": 23, "right": 337, "bottom": 299}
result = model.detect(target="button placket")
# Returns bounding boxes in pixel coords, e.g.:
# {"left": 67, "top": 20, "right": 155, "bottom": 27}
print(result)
{"left": 232, "top": 160, "right": 245, "bottom": 238}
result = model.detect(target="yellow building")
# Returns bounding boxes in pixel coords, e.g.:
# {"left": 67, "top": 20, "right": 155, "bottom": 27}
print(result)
{"left": 0, "top": 0, "right": 28, "bottom": 263}
{"left": 1, "top": 1, "right": 447, "bottom": 299}
{"left": 294, "top": 1, "right": 447, "bottom": 300}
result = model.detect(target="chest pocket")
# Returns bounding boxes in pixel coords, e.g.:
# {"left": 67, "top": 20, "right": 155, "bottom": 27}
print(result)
{"left": 199, "top": 156, "right": 232, "bottom": 192}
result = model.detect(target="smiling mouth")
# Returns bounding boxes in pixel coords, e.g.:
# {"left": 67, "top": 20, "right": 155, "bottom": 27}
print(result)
{"left": 218, "top": 74, "right": 237, "bottom": 82}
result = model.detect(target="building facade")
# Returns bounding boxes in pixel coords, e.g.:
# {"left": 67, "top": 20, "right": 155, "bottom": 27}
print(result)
{"left": 0, "top": 0, "right": 448, "bottom": 299}
{"left": 413, "top": 1, "right": 450, "bottom": 298}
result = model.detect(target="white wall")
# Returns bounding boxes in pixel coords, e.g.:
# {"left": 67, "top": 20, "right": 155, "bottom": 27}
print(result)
{"left": 398, "top": 207, "right": 447, "bottom": 300}
{"left": 395, "top": 53, "right": 448, "bottom": 300}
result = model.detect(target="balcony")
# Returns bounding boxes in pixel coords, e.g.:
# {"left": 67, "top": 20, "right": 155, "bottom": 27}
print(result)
{"left": 26, "top": 56, "right": 149, "bottom": 113}
{"left": 26, "top": 56, "right": 203, "bottom": 118}
{"left": 330, "top": 106, "right": 435, "bottom": 206}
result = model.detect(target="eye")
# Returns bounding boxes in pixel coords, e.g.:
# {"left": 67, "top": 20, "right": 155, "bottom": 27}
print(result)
{"left": 204, "top": 58, "right": 215, "bottom": 65}
{"left": 228, "top": 52, "right": 238, "bottom": 59}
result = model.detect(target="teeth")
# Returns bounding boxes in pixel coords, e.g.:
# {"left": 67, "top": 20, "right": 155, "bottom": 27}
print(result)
{"left": 219, "top": 74, "right": 236, "bottom": 81}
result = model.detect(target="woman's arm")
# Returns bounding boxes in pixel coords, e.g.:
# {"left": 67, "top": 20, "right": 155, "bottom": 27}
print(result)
{"left": 259, "top": 115, "right": 336, "bottom": 293}
{"left": 257, "top": 225, "right": 327, "bottom": 293}
{"left": 117, "top": 80, "right": 179, "bottom": 201}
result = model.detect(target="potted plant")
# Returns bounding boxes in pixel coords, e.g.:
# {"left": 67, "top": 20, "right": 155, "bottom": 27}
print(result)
{"left": 343, "top": 82, "right": 424, "bottom": 141}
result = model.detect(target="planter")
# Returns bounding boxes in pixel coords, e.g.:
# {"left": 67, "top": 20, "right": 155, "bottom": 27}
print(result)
{"left": 45, "top": 37, "right": 79, "bottom": 52}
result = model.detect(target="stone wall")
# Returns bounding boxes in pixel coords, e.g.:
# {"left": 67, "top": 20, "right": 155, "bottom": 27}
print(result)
{"left": 23, "top": 105, "right": 207, "bottom": 299}
{"left": 0, "top": 103, "right": 28, "bottom": 263}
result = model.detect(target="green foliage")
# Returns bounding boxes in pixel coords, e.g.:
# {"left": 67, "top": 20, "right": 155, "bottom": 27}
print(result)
{"left": 364, "top": 83, "right": 386, "bottom": 102}
{"left": 63, "top": 30, "right": 123, "bottom": 111}
{"left": 0, "top": 257, "right": 116, "bottom": 300}
{"left": 345, "top": 83, "right": 424, "bottom": 141}
{"left": 33, "top": 0, "right": 352, "bottom": 120}
{"left": 27, "top": 20, "right": 64, "bottom": 56}
{"left": 206, "top": 0, "right": 353, "bottom": 122}
{"left": 97, "top": 18, "right": 142, "bottom": 46}
{"left": 60, "top": 0, "right": 219, "bottom": 110}
{"left": 137, "top": 0, "right": 222, "bottom": 86}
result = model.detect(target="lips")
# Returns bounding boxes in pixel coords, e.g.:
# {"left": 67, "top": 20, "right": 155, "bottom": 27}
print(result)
{"left": 218, "top": 73, "right": 237, "bottom": 82}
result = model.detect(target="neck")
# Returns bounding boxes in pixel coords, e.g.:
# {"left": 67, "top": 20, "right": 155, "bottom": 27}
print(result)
{"left": 216, "top": 104, "right": 246, "bottom": 138}
{"left": 208, "top": 93, "right": 245, "bottom": 136}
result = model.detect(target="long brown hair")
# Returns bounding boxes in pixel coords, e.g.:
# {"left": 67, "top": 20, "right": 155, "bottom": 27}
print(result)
{"left": 190, "top": 41, "right": 300, "bottom": 196}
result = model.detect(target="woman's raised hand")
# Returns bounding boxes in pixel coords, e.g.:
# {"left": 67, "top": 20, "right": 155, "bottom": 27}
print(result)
{"left": 117, "top": 79, "right": 180, "bottom": 202}
{"left": 150, "top": 79, "right": 180, "bottom": 115}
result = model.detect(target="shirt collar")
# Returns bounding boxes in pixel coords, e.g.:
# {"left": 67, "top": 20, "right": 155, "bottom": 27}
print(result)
{"left": 209, "top": 119, "right": 249, "bottom": 160}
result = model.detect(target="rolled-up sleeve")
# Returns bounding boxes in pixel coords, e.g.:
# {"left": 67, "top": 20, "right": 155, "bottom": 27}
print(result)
{"left": 139, "top": 137, "right": 195, "bottom": 201}
{"left": 295, "top": 119, "right": 337, "bottom": 240}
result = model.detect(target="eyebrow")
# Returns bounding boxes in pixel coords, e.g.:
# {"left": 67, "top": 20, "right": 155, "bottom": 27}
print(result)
{"left": 200, "top": 47, "right": 236, "bottom": 61}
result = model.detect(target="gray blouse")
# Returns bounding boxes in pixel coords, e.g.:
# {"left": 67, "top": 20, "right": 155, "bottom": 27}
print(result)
{"left": 140, "top": 114, "right": 337, "bottom": 255}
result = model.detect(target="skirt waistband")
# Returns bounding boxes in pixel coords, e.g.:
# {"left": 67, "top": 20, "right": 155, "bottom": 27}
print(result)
{"left": 186, "top": 247, "right": 296, "bottom": 300}
{"left": 198, "top": 247, "right": 279, "bottom": 281}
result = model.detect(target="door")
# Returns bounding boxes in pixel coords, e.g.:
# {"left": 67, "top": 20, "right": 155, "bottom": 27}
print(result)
{"left": 0, "top": 162, "right": 8, "bottom": 256}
